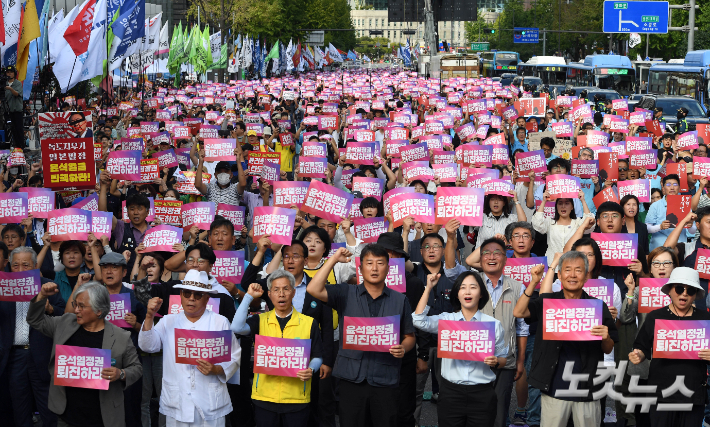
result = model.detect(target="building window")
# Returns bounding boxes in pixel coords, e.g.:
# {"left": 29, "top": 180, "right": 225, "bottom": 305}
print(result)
{"left": 443, "top": 31, "right": 447, "bottom": 39}
{"left": 388, "top": 31, "right": 390, "bottom": 37}
{"left": 369, "top": 19, "right": 372, "bottom": 26}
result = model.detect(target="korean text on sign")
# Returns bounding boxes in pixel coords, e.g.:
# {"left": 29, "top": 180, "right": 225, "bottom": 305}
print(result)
{"left": 343, "top": 315, "right": 401, "bottom": 353}
{"left": 638, "top": 278, "right": 671, "bottom": 313}
{"left": 0, "top": 270, "right": 41, "bottom": 302}
{"left": 174, "top": 329, "right": 232, "bottom": 365}
{"left": 542, "top": 299, "right": 602, "bottom": 341}
{"left": 653, "top": 319, "right": 710, "bottom": 360}
{"left": 54, "top": 345, "right": 110, "bottom": 390}
{"left": 253, "top": 335, "right": 311, "bottom": 378}
{"left": 437, "top": 320, "right": 495, "bottom": 362}
{"left": 591, "top": 233, "right": 638, "bottom": 267}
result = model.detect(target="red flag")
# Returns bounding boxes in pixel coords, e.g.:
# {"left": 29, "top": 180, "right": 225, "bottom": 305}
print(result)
{"left": 293, "top": 41, "right": 301, "bottom": 67}
{"left": 63, "top": 0, "right": 97, "bottom": 56}
{"left": 0, "top": 0, "right": 6, "bottom": 45}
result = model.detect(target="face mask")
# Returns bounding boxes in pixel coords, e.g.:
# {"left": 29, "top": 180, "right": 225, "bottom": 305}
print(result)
{"left": 164, "top": 196, "right": 176, "bottom": 201}
{"left": 10, "top": 168, "right": 18, "bottom": 175}
{"left": 217, "top": 173, "right": 231, "bottom": 185}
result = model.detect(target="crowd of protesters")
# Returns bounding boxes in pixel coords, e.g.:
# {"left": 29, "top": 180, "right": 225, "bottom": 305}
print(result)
{"left": 1, "top": 68, "right": 709, "bottom": 427}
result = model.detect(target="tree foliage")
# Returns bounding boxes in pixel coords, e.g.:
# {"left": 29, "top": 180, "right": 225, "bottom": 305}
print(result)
{"left": 355, "top": 37, "right": 403, "bottom": 60}
{"left": 186, "top": 0, "right": 356, "bottom": 51}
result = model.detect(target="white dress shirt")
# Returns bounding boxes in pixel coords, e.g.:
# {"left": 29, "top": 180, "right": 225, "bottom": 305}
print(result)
{"left": 138, "top": 310, "right": 241, "bottom": 423}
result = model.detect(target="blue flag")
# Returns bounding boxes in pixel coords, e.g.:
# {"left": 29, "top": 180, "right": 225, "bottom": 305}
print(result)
{"left": 347, "top": 50, "right": 356, "bottom": 61}
{"left": 109, "top": 0, "right": 145, "bottom": 61}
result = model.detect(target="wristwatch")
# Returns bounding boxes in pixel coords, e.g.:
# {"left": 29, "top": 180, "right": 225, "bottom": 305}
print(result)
{"left": 119, "top": 369, "right": 126, "bottom": 381}
{"left": 419, "top": 354, "right": 430, "bottom": 362}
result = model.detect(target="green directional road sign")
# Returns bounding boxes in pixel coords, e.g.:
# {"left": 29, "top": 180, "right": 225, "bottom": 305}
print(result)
{"left": 471, "top": 42, "right": 490, "bottom": 51}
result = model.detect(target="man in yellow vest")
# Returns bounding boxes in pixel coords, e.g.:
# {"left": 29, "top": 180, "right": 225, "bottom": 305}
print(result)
{"left": 231, "top": 269, "right": 323, "bottom": 426}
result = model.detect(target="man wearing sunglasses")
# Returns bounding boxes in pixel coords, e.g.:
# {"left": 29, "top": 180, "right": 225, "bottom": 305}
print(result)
{"left": 645, "top": 174, "right": 697, "bottom": 251}
{"left": 139, "top": 269, "right": 241, "bottom": 427}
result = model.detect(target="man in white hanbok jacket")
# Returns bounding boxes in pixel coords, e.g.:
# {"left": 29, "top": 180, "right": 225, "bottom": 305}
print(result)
{"left": 139, "top": 270, "right": 241, "bottom": 427}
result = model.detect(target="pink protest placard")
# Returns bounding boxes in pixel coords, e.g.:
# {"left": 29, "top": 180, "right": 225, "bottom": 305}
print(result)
{"left": 468, "top": 145, "right": 493, "bottom": 167}
{"left": 54, "top": 345, "right": 111, "bottom": 390}
{"left": 542, "top": 299, "right": 602, "bottom": 341}
{"left": 261, "top": 161, "right": 280, "bottom": 185}
{"left": 434, "top": 187, "right": 485, "bottom": 226}
{"left": 550, "top": 121, "right": 573, "bottom": 138}
{"left": 212, "top": 250, "right": 245, "bottom": 284}
{"left": 677, "top": 131, "right": 699, "bottom": 151}
{"left": 432, "top": 163, "right": 458, "bottom": 183}
{"left": 456, "top": 123, "right": 476, "bottom": 141}
{"left": 175, "top": 329, "right": 232, "bottom": 365}
{"left": 73, "top": 193, "right": 99, "bottom": 211}
{"left": 141, "top": 225, "right": 182, "bottom": 252}
{"left": 0, "top": 192, "right": 28, "bottom": 223}
{"left": 618, "top": 179, "right": 651, "bottom": 203}
{"left": 105, "top": 294, "right": 132, "bottom": 328}
{"left": 346, "top": 142, "right": 376, "bottom": 165}
{"left": 343, "top": 315, "right": 401, "bottom": 352}
{"left": 652, "top": 319, "right": 710, "bottom": 360}
{"left": 608, "top": 117, "right": 630, "bottom": 133}
{"left": 389, "top": 193, "right": 435, "bottom": 228}
{"left": 20, "top": 188, "right": 54, "bottom": 219}
{"left": 153, "top": 149, "right": 180, "bottom": 169}
{"left": 420, "top": 135, "right": 443, "bottom": 150}
{"left": 352, "top": 177, "right": 384, "bottom": 200}
{"left": 48, "top": 208, "right": 91, "bottom": 242}
{"left": 491, "top": 144, "right": 509, "bottom": 165}
{"left": 302, "top": 142, "right": 327, "bottom": 158}
{"left": 437, "top": 320, "right": 495, "bottom": 361}
{"left": 0, "top": 270, "right": 41, "bottom": 302}
{"left": 638, "top": 278, "right": 671, "bottom": 313}
{"left": 612, "top": 99, "right": 628, "bottom": 111}
{"left": 298, "top": 157, "right": 327, "bottom": 179}
{"left": 570, "top": 104, "right": 593, "bottom": 121}
{"left": 482, "top": 179, "right": 514, "bottom": 197}
{"left": 591, "top": 233, "right": 638, "bottom": 267}
{"left": 181, "top": 202, "right": 216, "bottom": 233}
{"left": 168, "top": 294, "right": 220, "bottom": 315}
{"left": 106, "top": 151, "right": 141, "bottom": 181}
{"left": 516, "top": 150, "right": 547, "bottom": 174}
{"left": 301, "top": 180, "right": 354, "bottom": 224}
{"left": 402, "top": 161, "right": 434, "bottom": 182}
{"left": 546, "top": 174, "right": 580, "bottom": 199}
{"left": 695, "top": 248, "right": 710, "bottom": 279}
{"left": 216, "top": 203, "right": 246, "bottom": 233}
{"left": 583, "top": 279, "right": 614, "bottom": 306}
{"left": 504, "top": 257, "right": 548, "bottom": 288}
{"left": 400, "top": 142, "right": 429, "bottom": 163}
{"left": 199, "top": 125, "right": 220, "bottom": 139}
{"left": 625, "top": 137, "right": 652, "bottom": 153}
{"left": 91, "top": 211, "right": 113, "bottom": 240}
{"left": 253, "top": 206, "right": 297, "bottom": 246}
{"left": 694, "top": 157, "right": 710, "bottom": 179}
{"left": 204, "top": 139, "right": 237, "bottom": 161}
{"left": 571, "top": 160, "right": 599, "bottom": 179}
{"left": 354, "top": 217, "right": 389, "bottom": 243}
{"left": 273, "top": 181, "right": 310, "bottom": 208}
{"left": 629, "top": 149, "right": 657, "bottom": 169}
{"left": 254, "top": 335, "right": 311, "bottom": 378}
{"left": 384, "top": 187, "right": 416, "bottom": 215}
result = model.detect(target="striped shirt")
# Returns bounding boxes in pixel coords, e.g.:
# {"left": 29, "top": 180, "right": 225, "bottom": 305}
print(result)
{"left": 205, "top": 181, "right": 241, "bottom": 206}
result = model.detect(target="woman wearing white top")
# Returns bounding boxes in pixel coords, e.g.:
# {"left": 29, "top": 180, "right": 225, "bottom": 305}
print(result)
{"left": 412, "top": 271, "right": 507, "bottom": 427}
{"left": 474, "top": 191, "right": 528, "bottom": 249}
{"left": 531, "top": 190, "right": 595, "bottom": 265}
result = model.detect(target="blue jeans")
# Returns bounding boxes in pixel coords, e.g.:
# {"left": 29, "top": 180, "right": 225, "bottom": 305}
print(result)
{"left": 525, "top": 334, "right": 541, "bottom": 425}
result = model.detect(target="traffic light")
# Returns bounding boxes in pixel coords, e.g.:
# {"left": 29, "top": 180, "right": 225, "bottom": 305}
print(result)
{"left": 483, "top": 28, "right": 495, "bottom": 34}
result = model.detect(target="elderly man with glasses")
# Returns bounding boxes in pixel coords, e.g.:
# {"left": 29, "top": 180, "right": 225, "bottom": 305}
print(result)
{"left": 139, "top": 270, "right": 241, "bottom": 427}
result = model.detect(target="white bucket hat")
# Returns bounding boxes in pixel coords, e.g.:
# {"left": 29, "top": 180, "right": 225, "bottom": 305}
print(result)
{"left": 173, "top": 270, "right": 218, "bottom": 294}
{"left": 661, "top": 267, "right": 705, "bottom": 298}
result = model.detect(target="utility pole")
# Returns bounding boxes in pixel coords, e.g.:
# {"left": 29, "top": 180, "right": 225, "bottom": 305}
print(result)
{"left": 424, "top": 0, "right": 436, "bottom": 66}
{"left": 688, "top": 0, "right": 695, "bottom": 51}
{"left": 543, "top": 29, "right": 546, "bottom": 55}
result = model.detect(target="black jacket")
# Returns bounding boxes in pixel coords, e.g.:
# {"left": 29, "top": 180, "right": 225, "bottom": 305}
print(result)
{"left": 241, "top": 261, "right": 335, "bottom": 367}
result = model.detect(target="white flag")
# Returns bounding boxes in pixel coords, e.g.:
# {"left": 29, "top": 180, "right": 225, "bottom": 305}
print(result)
{"left": 1, "top": 0, "right": 23, "bottom": 65}
{"left": 157, "top": 21, "right": 169, "bottom": 55}
{"left": 210, "top": 31, "right": 221, "bottom": 64}
{"left": 285, "top": 39, "right": 294, "bottom": 72}
{"left": 53, "top": 0, "right": 108, "bottom": 92}
{"left": 48, "top": 7, "right": 75, "bottom": 64}
{"left": 242, "top": 35, "right": 252, "bottom": 69}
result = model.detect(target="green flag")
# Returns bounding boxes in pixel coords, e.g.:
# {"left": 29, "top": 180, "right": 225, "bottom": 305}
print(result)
{"left": 167, "top": 22, "right": 183, "bottom": 70}
{"left": 182, "top": 25, "right": 195, "bottom": 66}
{"left": 202, "top": 26, "right": 212, "bottom": 71}
{"left": 265, "top": 42, "right": 279, "bottom": 62}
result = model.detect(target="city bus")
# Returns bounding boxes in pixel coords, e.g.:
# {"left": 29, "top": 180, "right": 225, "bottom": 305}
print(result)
{"left": 566, "top": 54, "right": 636, "bottom": 95}
{"left": 480, "top": 51, "right": 519, "bottom": 77}
{"left": 648, "top": 50, "right": 710, "bottom": 112}
{"left": 517, "top": 56, "right": 568, "bottom": 84}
